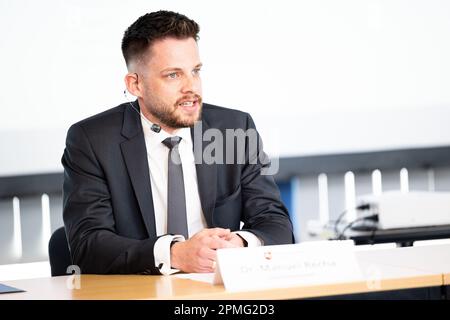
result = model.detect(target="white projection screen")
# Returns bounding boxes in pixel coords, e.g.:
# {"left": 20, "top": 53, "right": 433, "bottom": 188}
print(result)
{"left": 1, "top": 0, "right": 450, "bottom": 176}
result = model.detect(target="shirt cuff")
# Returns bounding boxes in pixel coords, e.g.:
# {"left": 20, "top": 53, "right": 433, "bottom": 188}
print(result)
{"left": 154, "top": 234, "right": 185, "bottom": 275}
{"left": 234, "top": 231, "right": 263, "bottom": 247}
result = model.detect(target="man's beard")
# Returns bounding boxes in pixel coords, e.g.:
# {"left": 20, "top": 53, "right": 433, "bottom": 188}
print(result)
{"left": 146, "top": 95, "right": 202, "bottom": 128}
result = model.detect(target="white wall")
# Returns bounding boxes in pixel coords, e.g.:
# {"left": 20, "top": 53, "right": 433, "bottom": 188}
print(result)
{"left": 1, "top": 0, "right": 450, "bottom": 175}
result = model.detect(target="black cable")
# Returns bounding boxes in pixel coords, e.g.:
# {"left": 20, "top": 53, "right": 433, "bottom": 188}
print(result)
{"left": 334, "top": 204, "right": 370, "bottom": 240}
{"left": 333, "top": 209, "right": 348, "bottom": 239}
{"left": 336, "top": 217, "right": 363, "bottom": 240}
{"left": 337, "top": 214, "right": 378, "bottom": 240}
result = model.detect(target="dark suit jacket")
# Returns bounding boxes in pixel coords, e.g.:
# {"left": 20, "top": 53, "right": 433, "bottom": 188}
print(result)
{"left": 62, "top": 102, "right": 294, "bottom": 274}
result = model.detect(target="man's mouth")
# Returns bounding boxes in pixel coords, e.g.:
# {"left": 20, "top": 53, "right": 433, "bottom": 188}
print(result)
{"left": 179, "top": 101, "right": 195, "bottom": 107}
{"left": 177, "top": 99, "right": 200, "bottom": 111}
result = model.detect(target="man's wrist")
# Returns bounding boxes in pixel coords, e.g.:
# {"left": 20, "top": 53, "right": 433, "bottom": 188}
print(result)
{"left": 154, "top": 235, "right": 184, "bottom": 275}
{"left": 235, "top": 233, "right": 248, "bottom": 247}
{"left": 170, "top": 240, "right": 182, "bottom": 270}
{"left": 234, "top": 231, "right": 262, "bottom": 247}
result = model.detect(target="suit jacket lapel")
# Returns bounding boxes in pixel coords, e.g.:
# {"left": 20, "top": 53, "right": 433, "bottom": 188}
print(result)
{"left": 120, "top": 101, "right": 157, "bottom": 237}
{"left": 191, "top": 117, "right": 217, "bottom": 227}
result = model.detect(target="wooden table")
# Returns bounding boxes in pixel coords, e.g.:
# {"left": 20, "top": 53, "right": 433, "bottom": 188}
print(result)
{"left": 1, "top": 246, "right": 446, "bottom": 300}
{"left": 0, "top": 272, "right": 443, "bottom": 300}
{"left": 444, "top": 273, "right": 450, "bottom": 285}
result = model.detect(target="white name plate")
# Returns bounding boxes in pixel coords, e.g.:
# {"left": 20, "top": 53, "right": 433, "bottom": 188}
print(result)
{"left": 214, "top": 240, "right": 363, "bottom": 292}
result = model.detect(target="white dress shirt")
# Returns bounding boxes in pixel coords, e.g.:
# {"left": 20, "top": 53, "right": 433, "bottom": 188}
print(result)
{"left": 140, "top": 113, "right": 261, "bottom": 275}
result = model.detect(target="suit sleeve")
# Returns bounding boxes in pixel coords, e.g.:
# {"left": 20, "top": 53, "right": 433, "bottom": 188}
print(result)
{"left": 239, "top": 114, "right": 295, "bottom": 245}
{"left": 62, "top": 124, "right": 161, "bottom": 274}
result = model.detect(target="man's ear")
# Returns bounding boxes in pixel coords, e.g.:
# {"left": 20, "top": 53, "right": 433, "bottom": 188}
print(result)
{"left": 124, "top": 72, "right": 141, "bottom": 97}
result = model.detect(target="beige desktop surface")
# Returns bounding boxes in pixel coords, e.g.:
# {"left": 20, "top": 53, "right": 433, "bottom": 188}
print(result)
{"left": 1, "top": 245, "right": 446, "bottom": 300}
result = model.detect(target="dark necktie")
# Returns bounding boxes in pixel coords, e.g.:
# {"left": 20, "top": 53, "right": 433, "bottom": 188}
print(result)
{"left": 162, "top": 136, "right": 189, "bottom": 238}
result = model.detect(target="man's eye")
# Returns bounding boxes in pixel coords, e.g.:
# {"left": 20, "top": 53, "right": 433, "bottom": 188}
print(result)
{"left": 167, "top": 72, "right": 178, "bottom": 79}
{"left": 193, "top": 68, "right": 201, "bottom": 75}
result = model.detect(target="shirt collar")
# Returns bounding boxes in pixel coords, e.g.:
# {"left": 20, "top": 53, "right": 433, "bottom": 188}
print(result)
{"left": 140, "top": 112, "right": 192, "bottom": 152}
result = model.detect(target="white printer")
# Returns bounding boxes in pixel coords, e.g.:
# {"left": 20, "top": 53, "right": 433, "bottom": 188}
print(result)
{"left": 356, "top": 191, "right": 450, "bottom": 230}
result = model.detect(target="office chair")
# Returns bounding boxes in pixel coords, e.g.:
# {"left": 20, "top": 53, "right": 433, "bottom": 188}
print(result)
{"left": 48, "top": 227, "right": 72, "bottom": 276}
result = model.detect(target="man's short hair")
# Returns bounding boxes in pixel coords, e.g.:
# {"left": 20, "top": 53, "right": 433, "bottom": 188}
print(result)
{"left": 121, "top": 10, "right": 200, "bottom": 68}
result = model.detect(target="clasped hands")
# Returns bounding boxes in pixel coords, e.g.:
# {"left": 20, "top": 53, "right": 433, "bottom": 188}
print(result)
{"left": 170, "top": 228, "right": 244, "bottom": 273}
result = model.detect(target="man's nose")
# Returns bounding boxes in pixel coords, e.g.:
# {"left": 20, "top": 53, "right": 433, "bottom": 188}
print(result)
{"left": 181, "top": 74, "right": 200, "bottom": 94}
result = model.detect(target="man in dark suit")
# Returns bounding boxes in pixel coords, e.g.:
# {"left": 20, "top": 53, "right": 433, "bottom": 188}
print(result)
{"left": 62, "top": 10, "right": 293, "bottom": 275}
